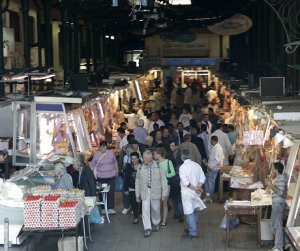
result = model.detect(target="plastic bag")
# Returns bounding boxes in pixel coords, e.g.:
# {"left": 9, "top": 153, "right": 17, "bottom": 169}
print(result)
{"left": 115, "top": 175, "right": 124, "bottom": 192}
{"left": 220, "top": 214, "right": 240, "bottom": 230}
{"left": 88, "top": 206, "right": 102, "bottom": 224}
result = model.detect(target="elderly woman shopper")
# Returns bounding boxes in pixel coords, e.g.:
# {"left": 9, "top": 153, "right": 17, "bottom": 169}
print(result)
{"left": 135, "top": 150, "right": 168, "bottom": 238}
{"left": 75, "top": 153, "right": 96, "bottom": 197}
{"left": 90, "top": 141, "right": 118, "bottom": 214}
{"left": 53, "top": 162, "right": 74, "bottom": 189}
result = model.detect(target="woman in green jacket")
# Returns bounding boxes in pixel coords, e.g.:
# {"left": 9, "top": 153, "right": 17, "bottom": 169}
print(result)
{"left": 154, "top": 147, "right": 175, "bottom": 227}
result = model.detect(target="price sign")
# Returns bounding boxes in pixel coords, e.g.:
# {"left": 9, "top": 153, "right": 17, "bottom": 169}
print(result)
{"left": 243, "top": 131, "right": 264, "bottom": 146}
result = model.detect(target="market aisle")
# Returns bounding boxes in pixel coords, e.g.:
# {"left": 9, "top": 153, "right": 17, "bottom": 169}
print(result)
{"left": 3, "top": 196, "right": 270, "bottom": 251}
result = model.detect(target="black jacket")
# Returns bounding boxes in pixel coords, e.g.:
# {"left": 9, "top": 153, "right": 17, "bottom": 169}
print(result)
{"left": 124, "top": 163, "right": 139, "bottom": 191}
{"left": 78, "top": 164, "right": 96, "bottom": 197}
{"left": 191, "top": 135, "right": 208, "bottom": 161}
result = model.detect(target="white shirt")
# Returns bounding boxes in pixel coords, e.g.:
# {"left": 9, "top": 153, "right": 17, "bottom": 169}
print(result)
{"left": 148, "top": 119, "right": 165, "bottom": 133}
{"left": 207, "top": 90, "right": 217, "bottom": 102}
{"left": 124, "top": 113, "right": 138, "bottom": 130}
{"left": 119, "top": 135, "right": 128, "bottom": 150}
{"left": 179, "top": 113, "right": 193, "bottom": 128}
{"left": 179, "top": 159, "right": 206, "bottom": 214}
{"left": 175, "top": 129, "right": 188, "bottom": 144}
{"left": 208, "top": 143, "right": 224, "bottom": 170}
{"left": 210, "top": 129, "right": 232, "bottom": 165}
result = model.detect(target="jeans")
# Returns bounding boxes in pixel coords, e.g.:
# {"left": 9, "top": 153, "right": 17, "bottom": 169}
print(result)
{"left": 270, "top": 202, "right": 286, "bottom": 250}
{"left": 172, "top": 196, "right": 183, "bottom": 215}
{"left": 185, "top": 209, "right": 199, "bottom": 236}
{"left": 205, "top": 169, "right": 219, "bottom": 195}
{"left": 122, "top": 191, "right": 130, "bottom": 209}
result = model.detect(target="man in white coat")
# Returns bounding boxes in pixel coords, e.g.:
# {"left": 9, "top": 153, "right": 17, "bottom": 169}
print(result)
{"left": 179, "top": 149, "right": 206, "bottom": 239}
{"left": 210, "top": 123, "right": 232, "bottom": 165}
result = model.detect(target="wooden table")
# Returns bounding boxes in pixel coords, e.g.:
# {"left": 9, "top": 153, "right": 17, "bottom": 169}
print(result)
{"left": 219, "top": 166, "right": 233, "bottom": 202}
{"left": 226, "top": 203, "right": 262, "bottom": 247}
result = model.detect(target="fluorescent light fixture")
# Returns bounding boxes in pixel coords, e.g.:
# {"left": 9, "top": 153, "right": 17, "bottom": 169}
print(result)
{"left": 134, "top": 80, "right": 143, "bottom": 101}
{"left": 31, "top": 73, "right": 56, "bottom": 81}
{"left": 156, "top": 0, "right": 191, "bottom": 5}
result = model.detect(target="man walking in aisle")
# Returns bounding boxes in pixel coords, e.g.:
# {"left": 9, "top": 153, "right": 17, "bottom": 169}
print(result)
{"left": 179, "top": 149, "right": 206, "bottom": 239}
{"left": 135, "top": 150, "right": 168, "bottom": 238}
{"left": 204, "top": 136, "right": 224, "bottom": 203}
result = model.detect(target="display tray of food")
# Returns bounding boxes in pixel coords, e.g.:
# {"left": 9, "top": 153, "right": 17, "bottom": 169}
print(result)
{"left": 251, "top": 188, "right": 272, "bottom": 206}
{"left": 230, "top": 166, "right": 254, "bottom": 178}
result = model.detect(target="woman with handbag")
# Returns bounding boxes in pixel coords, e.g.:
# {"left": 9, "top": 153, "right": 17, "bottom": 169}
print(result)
{"left": 90, "top": 141, "right": 118, "bottom": 214}
{"left": 124, "top": 152, "right": 142, "bottom": 224}
{"left": 153, "top": 147, "right": 175, "bottom": 227}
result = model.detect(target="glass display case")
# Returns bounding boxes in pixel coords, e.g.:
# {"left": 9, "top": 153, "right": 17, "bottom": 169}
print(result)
{"left": 285, "top": 142, "right": 300, "bottom": 249}
{"left": 12, "top": 101, "right": 78, "bottom": 166}
{"left": 69, "top": 108, "right": 91, "bottom": 152}
{"left": 12, "top": 102, "right": 33, "bottom": 166}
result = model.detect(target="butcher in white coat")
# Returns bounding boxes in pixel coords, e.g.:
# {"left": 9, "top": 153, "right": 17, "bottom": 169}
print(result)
{"left": 179, "top": 149, "right": 206, "bottom": 239}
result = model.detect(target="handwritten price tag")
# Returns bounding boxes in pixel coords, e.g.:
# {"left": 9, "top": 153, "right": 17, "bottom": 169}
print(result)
{"left": 243, "top": 131, "right": 264, "bottom": 146}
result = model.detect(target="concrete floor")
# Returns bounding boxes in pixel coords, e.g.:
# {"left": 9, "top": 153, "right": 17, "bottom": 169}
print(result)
{"left": 1, "top": 195, "right": 271, "bottom": 251}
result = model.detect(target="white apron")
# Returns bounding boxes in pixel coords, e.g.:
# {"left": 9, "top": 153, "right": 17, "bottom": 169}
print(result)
{"left": 181, "top": 188, "right": 206, "bottom": 215}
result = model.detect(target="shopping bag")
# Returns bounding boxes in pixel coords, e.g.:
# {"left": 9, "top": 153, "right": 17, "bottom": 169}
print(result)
{"left": 88, "top": 206, "right": 102, "bottom": 224}
{"left": 219, "top": 214, "right": 240, "bottom": 230}
{"left": 115, "top": 175, "right": 124, "bottom": 192}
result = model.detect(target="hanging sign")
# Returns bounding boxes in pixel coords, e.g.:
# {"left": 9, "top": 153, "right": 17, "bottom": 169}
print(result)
{"left": 208, "top": 14, "right": 252, "bottom": 36}
{"left": 243, "top": 131, "right": 264, "bottom": 146}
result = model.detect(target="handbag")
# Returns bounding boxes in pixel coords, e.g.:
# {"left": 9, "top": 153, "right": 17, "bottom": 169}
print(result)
{"left": 115, "top": 175, "right": 124, "bottom": 192}
{"left": 88, "top": 206, "right": 102, "bottom": 224}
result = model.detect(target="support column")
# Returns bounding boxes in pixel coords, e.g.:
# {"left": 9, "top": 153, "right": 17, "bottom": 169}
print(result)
{"left": 74, "top": 16, "right": 80, "bottom": 73}
{"left": 86, "top": 23, "right": 92, "bottom": 72}
{"left": 62, "top": 9, "right": 70, "bottom": 84}
{"left": 22, "top": 0, "right": 30, "bottom": 68}
{"left": 44, "top": 0, "right": 53, "bottom": 67}
{"left": 0, "top": 2, "right": 4, "bottom": 97}
{"left": 33, "top": 0, "right": 42, "bottom": 68}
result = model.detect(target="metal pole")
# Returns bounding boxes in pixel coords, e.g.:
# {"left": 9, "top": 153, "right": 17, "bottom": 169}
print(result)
{"left": 62, "top": 9, "right": 69, "bottom": 85}
{"left": 4, "top": 218, "right": 9, "bottom": 251}
{"left": 74, "top": 16, "right": 80, "bottom": 74}
{"left": 0, "top": 0, "right": 4, "bottom": 98}
{"left": 44, "top": 0, "right": 53, "bottom": 67}
{"left": 33, "top": 0, "right": 42, "bottom": 68}
{"left": 22, "top": 0, "right": 31, "bottom": 68}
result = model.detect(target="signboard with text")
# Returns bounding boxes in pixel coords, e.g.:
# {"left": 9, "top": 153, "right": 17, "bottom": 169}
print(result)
{"left": 243, "top": 131, "right": 264, "bottom": 146}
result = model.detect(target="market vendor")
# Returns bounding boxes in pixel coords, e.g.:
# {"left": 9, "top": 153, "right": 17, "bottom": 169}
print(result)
{"left": 53, "top": 162, "right": 74, "bottom": 190}
{"left": 265, "top": 162, "right": 287, "bottom": 251}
